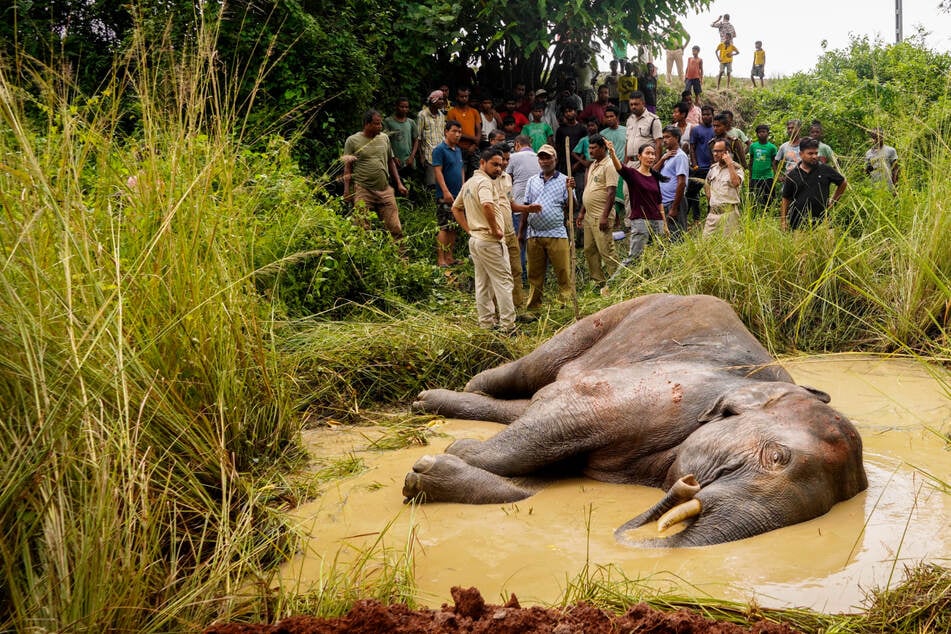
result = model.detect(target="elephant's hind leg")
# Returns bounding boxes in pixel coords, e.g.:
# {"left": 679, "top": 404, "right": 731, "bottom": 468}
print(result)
{"left": 412, "top": 389, "right": 529, "bottom": 424}
{"left": 402, "top": 454, "right": 537, "bottom": 503}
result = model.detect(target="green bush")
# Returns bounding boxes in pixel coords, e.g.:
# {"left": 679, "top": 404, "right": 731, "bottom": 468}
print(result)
{"left": 248, "top": 155, "right": 439, "bottom": 318}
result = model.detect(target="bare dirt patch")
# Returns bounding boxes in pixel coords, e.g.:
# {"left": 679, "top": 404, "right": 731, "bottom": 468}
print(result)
{"left": 204, "top": 586, "right": 801, "bottom": 633}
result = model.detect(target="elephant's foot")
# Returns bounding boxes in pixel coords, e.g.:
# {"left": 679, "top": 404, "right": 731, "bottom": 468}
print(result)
{"left": 411, "top": 389, "right": 454, "bottom": 414}
{"left": 412, "top": 389, "right": 529, "bottom": 424}
{"left": 402, "top": 453, "right": 536, "bottom": 504}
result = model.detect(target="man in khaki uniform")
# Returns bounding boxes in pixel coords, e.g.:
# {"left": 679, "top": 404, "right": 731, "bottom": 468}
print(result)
{"left": 703, "top": 139, "right": 744, "bottom": 236}
{"left": 494, "top": 144, "right": 525, "bottom": 310}
{"left": 576, "top": 134, "right": 619, "bottom": 285}
{"left": 451, "top": 147, "right": 516, "bottom": 333}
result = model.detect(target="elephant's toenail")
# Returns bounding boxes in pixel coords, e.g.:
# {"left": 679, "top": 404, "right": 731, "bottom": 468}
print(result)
{"left": 413, "top": 455, "right": 436, "bottom": 473}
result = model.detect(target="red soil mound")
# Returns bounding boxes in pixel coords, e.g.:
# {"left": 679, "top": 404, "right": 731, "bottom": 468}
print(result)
{"left": 204, "top": 586, "right": 802, "bottom": 633}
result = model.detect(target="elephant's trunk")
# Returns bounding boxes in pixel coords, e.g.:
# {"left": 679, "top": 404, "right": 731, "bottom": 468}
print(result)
{"left": 614, "top": 475, "right": 700, "bottom": 543}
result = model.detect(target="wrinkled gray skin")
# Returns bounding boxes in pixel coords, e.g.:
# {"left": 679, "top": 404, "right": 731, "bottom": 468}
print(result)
{"left": 404, "top": 294, "right": 868, "bottom": 547}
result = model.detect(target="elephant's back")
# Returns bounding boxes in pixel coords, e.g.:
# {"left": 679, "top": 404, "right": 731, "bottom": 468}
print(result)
{"left": 557, "top": 294, "right": 791, "bottom": 383}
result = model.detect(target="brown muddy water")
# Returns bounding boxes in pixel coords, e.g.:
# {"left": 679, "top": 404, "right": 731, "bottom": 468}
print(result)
{"left": 282, "top": 355, "right": 950, "bottom": 613}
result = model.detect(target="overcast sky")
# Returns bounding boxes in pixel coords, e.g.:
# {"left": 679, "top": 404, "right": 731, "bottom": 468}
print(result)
{"left": 646, "top": 0, "right": 951, "bottom": 76}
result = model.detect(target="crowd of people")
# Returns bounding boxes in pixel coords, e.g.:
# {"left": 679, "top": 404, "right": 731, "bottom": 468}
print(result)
{"left": 341, "top": 17, "right": 900, "bottom": 334}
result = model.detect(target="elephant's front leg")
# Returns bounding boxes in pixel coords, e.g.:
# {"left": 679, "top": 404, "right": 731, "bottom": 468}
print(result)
{"left": 402, "top": 454, "right": 538, "bottom": 503}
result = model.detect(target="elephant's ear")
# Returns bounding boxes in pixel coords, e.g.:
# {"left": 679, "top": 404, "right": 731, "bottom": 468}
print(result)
{"left": 697, "top": 394, "right": 742, "bottom": 423}
{"left": 800, "top": 385, "right": 832, "bottom": 403}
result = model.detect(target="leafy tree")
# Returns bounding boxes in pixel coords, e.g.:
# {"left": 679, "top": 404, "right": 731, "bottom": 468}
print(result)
{"left": 2, "top": 0, "right": 713, "bottom": 169}
{"left": 1, "top": 0, "right": 132, "bottom": 93}
{"left": 417, "top": 0, "right": 711, "bottom": 94}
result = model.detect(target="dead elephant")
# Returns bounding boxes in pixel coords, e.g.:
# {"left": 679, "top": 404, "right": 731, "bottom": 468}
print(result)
{"left": 404, "top": 294, "right": 867, "bottom": 547}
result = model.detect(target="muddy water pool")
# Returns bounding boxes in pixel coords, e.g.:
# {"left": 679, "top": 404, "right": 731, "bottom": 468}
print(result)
{"left": 283, "top": 355, "right": 950, "bottom": 613}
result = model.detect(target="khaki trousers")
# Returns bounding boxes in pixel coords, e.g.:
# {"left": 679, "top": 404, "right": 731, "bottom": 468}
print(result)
{"left": 703, "top": 204, "right": 740, "bottom": 237}
{"left": 504, "top": 231, "right": 524, "bottom": 308}
{"left": 582, "top": 211, "right": 618, "bottom": 283}
{"left": 469, "top": 237, "right": 516, "bottom": 330}
{"left": 526, "top": 237, "right": 571, "bottom": 311}
{"left": 353, "top": 183, "right": 403, "bottom": 239}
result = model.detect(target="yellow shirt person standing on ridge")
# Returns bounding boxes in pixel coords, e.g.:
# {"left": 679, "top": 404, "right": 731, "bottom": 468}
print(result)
{"left": 751, "top": 41, "right": 766, "bottom": 88}
{"left": 716, "top": 36, "right": 740, "bottom": 90}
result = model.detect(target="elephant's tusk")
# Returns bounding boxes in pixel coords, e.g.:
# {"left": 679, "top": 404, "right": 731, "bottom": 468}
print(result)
{"left": 657, "top": 498, "right": 702, "bottom": 532}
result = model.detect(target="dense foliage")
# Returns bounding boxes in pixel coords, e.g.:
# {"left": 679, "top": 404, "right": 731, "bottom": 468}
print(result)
{"left": 2, "top": 0, "right": 711, "bottom": 167}
{"left": 732, "top": 31, "right": 951, "bottom": 162}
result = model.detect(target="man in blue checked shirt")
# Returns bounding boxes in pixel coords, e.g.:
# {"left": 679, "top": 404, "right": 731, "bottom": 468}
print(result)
{"left": 519, "top": 144, "right": 576, "bottom": 312}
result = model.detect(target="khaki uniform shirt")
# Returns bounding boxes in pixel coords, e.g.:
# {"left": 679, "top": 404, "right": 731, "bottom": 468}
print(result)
{"left": 495, "top": 172, "right": 516, "bottom": 236}
{"left": 582, "top": 157, "right": 619, "bottom": 219}
{"left": 706, "top": 161, "right": 744, "bottom": 208}
{"left": 625, "top": 110, "right": 662, "bottom": 161}
{"left": 454, "top": 169, "right": 502, "bottom": 242}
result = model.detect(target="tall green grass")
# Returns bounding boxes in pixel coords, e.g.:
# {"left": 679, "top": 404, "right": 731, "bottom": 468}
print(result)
{"left": 0, "top": 17, "right": 303, "bottom": 632}
{"left": 595, "top": 116, "right": 951, "bottom": 360}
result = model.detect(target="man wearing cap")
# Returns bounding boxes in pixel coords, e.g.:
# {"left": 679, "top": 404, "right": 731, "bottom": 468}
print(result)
{"left": 519, "top": 144, "right": 575, "bottom": 312}
{"left": 418, "top": 90, "right": 447, "bottom": 188}
{"left": 451, "top": 146, "right": 517, "bottom": 333}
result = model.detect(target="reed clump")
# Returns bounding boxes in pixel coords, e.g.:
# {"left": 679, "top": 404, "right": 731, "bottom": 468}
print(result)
{"left": 0, "top": 20, "right": 307, "bottom": 633}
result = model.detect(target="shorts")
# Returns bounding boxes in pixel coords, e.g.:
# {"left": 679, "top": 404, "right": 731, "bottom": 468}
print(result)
{"left": 436, "top": 201, "right": 459, "bottom": 231}
{"left": 719, "top": 62, "right": 733, "bottom": 74}
{"left": 752, "top": 64, "right": 765, "bottom": 78}
{"left": 685, "top": 78, "right": 702, "bottom": 95}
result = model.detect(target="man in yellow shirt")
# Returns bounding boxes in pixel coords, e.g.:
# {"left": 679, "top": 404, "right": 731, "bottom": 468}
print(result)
{"left": 716, "top": 36, "right": 739, "bottom": 89}
{"left": 751, "top": 41, "right": 766, "bottom": 88}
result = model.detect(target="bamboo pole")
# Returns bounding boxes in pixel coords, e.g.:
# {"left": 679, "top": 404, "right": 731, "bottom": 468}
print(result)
{"left": 565, "top": 136, "right": 579, "bottom": 320}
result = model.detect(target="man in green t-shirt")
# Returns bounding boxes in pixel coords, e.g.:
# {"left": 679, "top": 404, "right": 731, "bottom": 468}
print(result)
{"left": 748, "top": 124, "right": 778, "bottom": 208}
{"left": 384, "top": 97, "right": 419, "bottom": 180}
{"left": 521, "top": 103, "right": 554, "bottom": 151}
{"left": 809, "top": 122, "right": 837, "bottom": 167}
{"left": 343, "top": 109, "right": 408, "bottom": 241}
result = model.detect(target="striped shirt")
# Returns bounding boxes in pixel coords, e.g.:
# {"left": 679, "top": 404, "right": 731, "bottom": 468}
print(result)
{"left": 417, "top": 108, "right": 446, "bottom": 163}
{"left": 524, "top": 171, "right": 569, "bottom": 239}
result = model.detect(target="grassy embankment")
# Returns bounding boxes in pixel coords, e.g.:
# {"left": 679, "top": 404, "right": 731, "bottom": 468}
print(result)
{"left": 0, "top": 20, "right": 948, "bottom": 633}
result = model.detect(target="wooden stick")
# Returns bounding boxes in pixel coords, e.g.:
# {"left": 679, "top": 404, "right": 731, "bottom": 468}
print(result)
{"left": 565, "top": 137, "right": 579, "bottom": 320}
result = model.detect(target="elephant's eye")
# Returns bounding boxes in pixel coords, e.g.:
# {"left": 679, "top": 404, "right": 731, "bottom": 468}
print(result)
{"left": 761, "top": 442, "right": 790, "bottom": 469}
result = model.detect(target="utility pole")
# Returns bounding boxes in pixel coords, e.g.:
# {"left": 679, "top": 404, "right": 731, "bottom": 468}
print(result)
{"left": 895, "top": 0, "right": 903, "bottom": 43}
